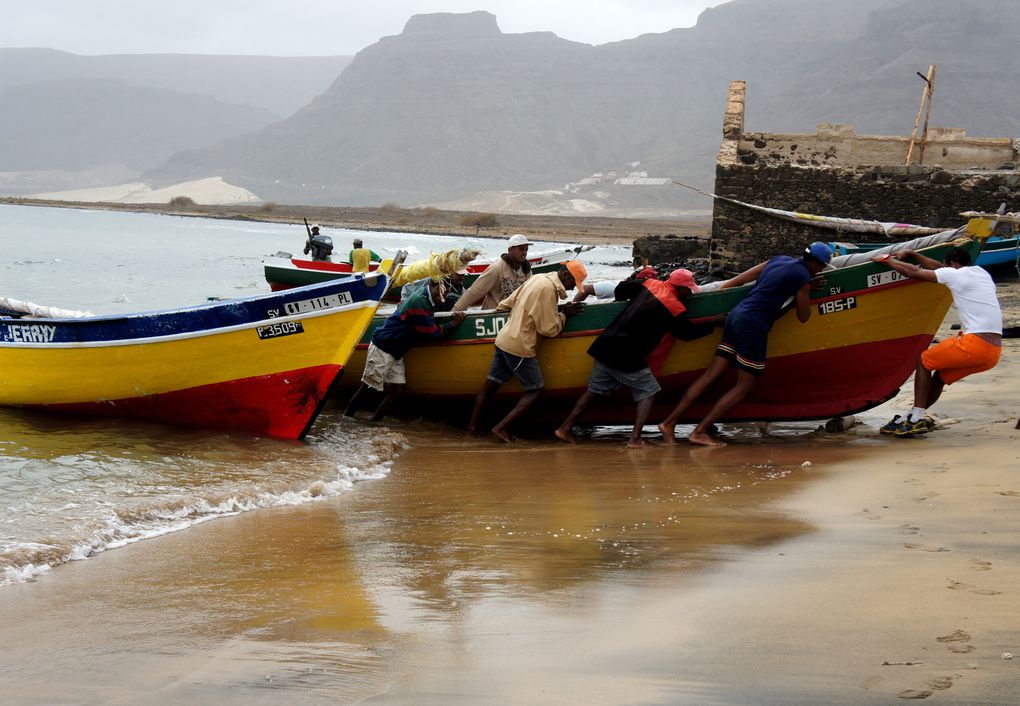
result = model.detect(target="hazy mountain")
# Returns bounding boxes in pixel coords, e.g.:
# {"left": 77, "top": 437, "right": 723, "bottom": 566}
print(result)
{"left": 0, "top": 49, "right": 352, "bottom": 195}
{"left": 0, "top": 49, "right": 352, "bottom": 117}
{"left": 8, "top": 0, "right": 1020, "bottom": 210}
{"left": 0, "top": 78, "right": 277, "bottom": 173}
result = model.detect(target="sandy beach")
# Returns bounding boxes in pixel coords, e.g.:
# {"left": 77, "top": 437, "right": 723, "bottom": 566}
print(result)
{"left": 0, "top": 277, "right": 1017, "bottom": 704}
{"left": 0, "top": 196, "right": 710, "bottom": 248}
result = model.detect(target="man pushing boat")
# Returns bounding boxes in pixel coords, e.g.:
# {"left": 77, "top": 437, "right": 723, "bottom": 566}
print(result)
{"left": 452, "top": 234, "right": 533, "bottom": 312}
{"left": 345, "top": 279, "right": 466, "bottom": 422}
{"left": 874, "top": 246, "right": 1003, "bottom": 437}
{"left": 468, "top": 261, "right": 586, "bottom": 442}
{"left": 658, "top": 242, "right": 833, "bottom": 447}
{"left": 555, "top": 268, "right": 719, "bottom": 448}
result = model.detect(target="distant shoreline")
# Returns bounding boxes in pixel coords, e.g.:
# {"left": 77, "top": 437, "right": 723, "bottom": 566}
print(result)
{"left": 0, "top": 197, "right": 711, "bottom": 248}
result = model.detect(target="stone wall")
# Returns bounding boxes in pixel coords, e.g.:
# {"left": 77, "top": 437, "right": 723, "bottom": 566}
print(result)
{"left": 711, "top": 163, "right": 1020, "bottom": 273}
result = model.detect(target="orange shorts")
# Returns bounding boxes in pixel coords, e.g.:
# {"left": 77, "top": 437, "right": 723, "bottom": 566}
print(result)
{"left": 921, "top": 333, "right": 1001, "bottom": 385}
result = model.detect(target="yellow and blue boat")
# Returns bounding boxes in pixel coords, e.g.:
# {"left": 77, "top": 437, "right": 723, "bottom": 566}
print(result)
{"left": 0, "top": 274, "right": 388, "bottom": 439}
{"left": 338, "top": 229, "right": 986, "bottom": 427}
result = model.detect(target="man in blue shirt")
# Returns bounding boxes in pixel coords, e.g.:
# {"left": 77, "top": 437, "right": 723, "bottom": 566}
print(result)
{"left": 658, "top": 242, "right": 832, "bottom": 446}
{"left": 345, "top": 280, "right": 465, "bottom": 421}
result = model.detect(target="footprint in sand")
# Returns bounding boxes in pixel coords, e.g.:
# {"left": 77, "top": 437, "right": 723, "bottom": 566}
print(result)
{"left": 898, "top": 524, "right": 921, "bottom": 535}
{"left": 914, "top": 492, "right": 940, "bottom": 502}
{"left": 947, "top": 645, "right": 976, "bottom": 653}
{"left": 969, "top": 559, "right": 992, "bottom": 571}
{"left": 997, "top": 490, "right": 1020, "bottom": 497}
{"left": 856, "top": 507, "right": 882, "bottom": 520}
{"left": 928, "top": 675, "right": 956, "bottom": 691}
{"left": 897, "top": 689, "right": 932, "bottom": 699}
{"left": 902, "top": 543, "right": 949, "bottom": 552}
{"left": 946, "top": 580, "right": 1002, "bottom": 595}
{"left": 936, "top": 630, "right": 971, "bottom": 643}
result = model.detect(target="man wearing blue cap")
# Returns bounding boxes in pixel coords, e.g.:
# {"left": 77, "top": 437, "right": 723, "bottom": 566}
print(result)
{"left": 658, "top": 241, "right": 833, "bottom": 446}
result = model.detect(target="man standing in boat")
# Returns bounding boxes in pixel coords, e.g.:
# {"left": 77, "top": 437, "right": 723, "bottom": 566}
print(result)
{"left": 348, "top": 238, "right": 382, "bottom": 273}
{"left": 874, "top": 246, "right": 1002, "bottom": 437}
{"left": 657, "top": 242, "right": 833, "bottom": 447}
{"left": 452, "top": 234, "right": 533, "bottom": 312}
{"left": 468, "top": 262, "right": 586, "bottom": 442}
{"left": 345, "top": 280, "right": 466, "bottom": 421}
{"left": 556, "top": 268, "right": 718, "bottom": 448}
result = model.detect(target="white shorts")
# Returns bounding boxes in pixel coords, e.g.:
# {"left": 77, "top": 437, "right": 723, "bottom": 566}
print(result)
{"left": 361, "top": 342, "right": 406, "bottom": 391}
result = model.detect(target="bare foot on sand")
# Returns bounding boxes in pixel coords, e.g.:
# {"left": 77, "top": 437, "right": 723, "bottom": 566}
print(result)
{"left": 554, "top": 428, "right": 576, "bottom": 444}
{"left": 689, "top": 430, "right": 726, "bottom": 447}
{"left": 627, "top": 438, "right": 655, "bottom": 449}
{"left": 658, "top": 422, "right": 678, "bottom": 444}
{"left": 491, "top": 427, "right": 513, "bottom": 444}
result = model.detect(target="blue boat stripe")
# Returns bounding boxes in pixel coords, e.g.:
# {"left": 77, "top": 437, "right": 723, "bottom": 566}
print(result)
{"left": 0, "top": 299, "right": 379, "bottom": 348}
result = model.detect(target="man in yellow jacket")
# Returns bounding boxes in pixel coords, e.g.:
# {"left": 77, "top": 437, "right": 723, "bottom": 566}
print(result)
{"left": 468, "top": 261, "right": 587, "bottom": 442}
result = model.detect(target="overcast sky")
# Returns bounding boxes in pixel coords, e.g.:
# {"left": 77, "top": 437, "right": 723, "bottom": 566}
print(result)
{"left": 2, "top": 1, "right": 724, "bottom": 56}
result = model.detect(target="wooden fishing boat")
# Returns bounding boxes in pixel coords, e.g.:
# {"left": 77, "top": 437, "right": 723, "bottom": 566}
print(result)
{"left": 0, "top": 274, "right": 389, "bottom": 439}
{"left": 336, "top": 231, "right": 984, "bottom": 427}
{"left": 263, "top": 245, "right": 593, "bottom": 301}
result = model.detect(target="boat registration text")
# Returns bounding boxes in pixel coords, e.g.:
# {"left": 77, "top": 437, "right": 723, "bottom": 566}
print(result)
{"left": 257, "top": 321, "right": 305, "bottom": 340}
{"left": 283, "top": 292, "right": 354, "bottom": 315}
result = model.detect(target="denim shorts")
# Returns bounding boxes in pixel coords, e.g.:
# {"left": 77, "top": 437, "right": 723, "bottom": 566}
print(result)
{"left": 587, "top": 359, "right": 661, "bottom": 401}
{"left": 487, "top": 346, "right": 545, "bottom": 391}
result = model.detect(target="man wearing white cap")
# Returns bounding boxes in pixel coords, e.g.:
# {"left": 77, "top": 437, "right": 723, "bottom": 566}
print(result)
{"left": 556, "top": 269, "right": 717, "bottom": 448}
{"left": 469, "top": 261, "right": 587, "bottom": 442}
{"left": 452, "top": 234, "right": 533, "bottom": 312}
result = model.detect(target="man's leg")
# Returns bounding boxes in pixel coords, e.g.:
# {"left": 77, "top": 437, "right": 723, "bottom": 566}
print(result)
{"left": 911, "top": 357, "right": 933, "bottom": 419}
{"left": 492, "top": 389, "right": 543, "bottom": 443}
{"left": 555, "top": 389, "right": 596, "bottom": 444}
{"left": 925, "top": 371, "right": 946, "bottom": 409}
{"left": 370, "top": 383, "right": 406, "bottom": 422}
{"left": 344, "top": 383, "right": 371, "bottom": 417}
{"left": 658, "top": 356, "right": 732, "bottom": 444}
{"left": 628, "top": 395, "right": 656, "bottom": 448}
{"left": 689, "top": 370, "right": 757, "bottom": 447}
{"left": 468, "top": 379, "right": 501, "bottom": 434}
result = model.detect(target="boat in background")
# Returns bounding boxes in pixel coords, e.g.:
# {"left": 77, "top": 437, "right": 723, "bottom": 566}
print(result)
{"left": 832, "top": 234, "right": 1018, "bottom": 271}
{"left": 264, "top": 245, "right": 594, "bottom": 301}
{"left": 337, "top": 226, "right": 987, "bottom": 428}
{"left": 0, "top": 274, "right": 389, "bottom": 439}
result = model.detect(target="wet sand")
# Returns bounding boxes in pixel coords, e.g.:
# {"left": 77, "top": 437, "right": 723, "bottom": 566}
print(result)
{"left": 1, "top": 300, "right": 1018, "bottom": 703}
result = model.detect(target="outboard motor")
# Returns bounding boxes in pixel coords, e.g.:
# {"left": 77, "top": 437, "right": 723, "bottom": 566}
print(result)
{"left": 303, "top": 234, "right": 334, "bottom": 262}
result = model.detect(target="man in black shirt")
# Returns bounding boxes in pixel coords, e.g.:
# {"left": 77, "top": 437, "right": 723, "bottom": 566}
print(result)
{"left": 554, "top": 269, "right": 717, "bottom": 447}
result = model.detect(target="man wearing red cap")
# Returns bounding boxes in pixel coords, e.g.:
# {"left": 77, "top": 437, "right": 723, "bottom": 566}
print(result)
{"left": 469, "top": 261, "right": 586, "bottom": 442}
{"left": 555, "top": 268, "right": 716, "bottom": 448}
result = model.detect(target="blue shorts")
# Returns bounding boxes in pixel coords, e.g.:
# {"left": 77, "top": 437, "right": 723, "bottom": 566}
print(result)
{"left": 487, "top": 347, "right": 545, "bottom": 391}
{"left": 716, "top": 313, "right": 768, "bottom": 375}
{"left": 587, "top": 360, "right": 660, "bottom": 401}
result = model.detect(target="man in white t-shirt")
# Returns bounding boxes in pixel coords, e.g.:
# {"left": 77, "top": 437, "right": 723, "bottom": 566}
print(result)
{"left": 873, "top": 246, "right": 1003, "bottom": 437}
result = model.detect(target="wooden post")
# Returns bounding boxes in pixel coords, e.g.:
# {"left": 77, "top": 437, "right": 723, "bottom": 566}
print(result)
{"left": 905, "top": 65, "right": 937, "bottom": 165}
{"left": 916, "top": 65, "right": 937, "bottom": 164}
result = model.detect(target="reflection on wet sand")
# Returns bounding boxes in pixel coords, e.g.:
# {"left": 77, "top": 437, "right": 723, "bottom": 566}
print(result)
{"left": 0, "top": 421, "right": 847, "bottom": 703}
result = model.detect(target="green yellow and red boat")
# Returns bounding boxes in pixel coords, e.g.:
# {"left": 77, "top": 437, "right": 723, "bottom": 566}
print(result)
{"left": 336, "top": 223, "right": 992, "bottom": 427}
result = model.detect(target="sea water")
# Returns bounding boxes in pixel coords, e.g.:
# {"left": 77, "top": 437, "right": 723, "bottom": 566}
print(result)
{"left": 0, "top": 204, "right": 633, "bottom": 587}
